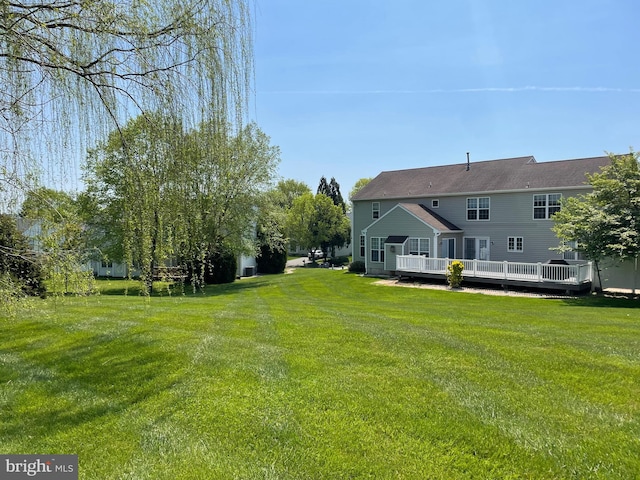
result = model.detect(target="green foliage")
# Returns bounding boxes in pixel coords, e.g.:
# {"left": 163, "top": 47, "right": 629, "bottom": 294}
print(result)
{"left": 329, "top": 256, "right": 350, "bottom": 267}
{"left": 349, "top": 177, "right": 373, "bottom": 202}
{"left": 0, "top": 214, "right": 46, "bottom": 298}
{"left": 553, "top": 150, "right": 640, "bottom": 288}
{"left": 348, "top": 260, "right": 366, "bottom": 273}
{"left": 19, "top": 187, "right": 94, "bottom": 296}
{"left": 2, "top": 0, "right": 253, "bottom": 207}
{"left": 187, "top": 245, "right": 237, "bottom": 286}
{"left": 317, "top": 176, "right": 346, "bottom": 214}
{"left": 287, "top": 193, "right": 350, "bottom": 260}
{"left": 84, "top": 115, "right": 279, "bottom": 294}
{"left": 446, "top": 259, "right": 464, "bottom": 288}
{"left": 256, "top": 244, "right": 287, "bottom": 274}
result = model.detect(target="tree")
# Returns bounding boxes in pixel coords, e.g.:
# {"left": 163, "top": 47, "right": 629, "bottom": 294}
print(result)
{"left": 317, "top": 176, "right": 346, "bottom": 214}
{"left": 177, "top": 121, "right": 280, "bottom": 286}
{"left": 254, "top": 179, "right": 309, "bottom": 273}
{"left": 20, "top": 187, "right": 93, "bottom": 294}
{"left": 348, "top": 177, "right": 372, "bottom": 212}
{"left": 349, "top": 177, "right": 373, "bottom": 202}
{"left": 0, "top": 214, "right": 46, "bottom": 299}
{"left": 552, "top": 198, "right": 614, "bottom": 291}
{"left": 84, "top": 116, "right": 279, "bottom": 292}
{"left": 286, "top": 193, "right": 350, "bottom": 262}
{"left": 84, "top": 113, "right": 185, "bottom": 293}
{"left": 1, "top": 0, "right": 253, "bottom": 285}
{"left": 552, "top": 150, "right": 640, "bottom": 292}
{"left": 272, "top": 179, "right": 311, "bottom": 210}
{"left": 317, "top": 176, "right": 349, "bottom": 255}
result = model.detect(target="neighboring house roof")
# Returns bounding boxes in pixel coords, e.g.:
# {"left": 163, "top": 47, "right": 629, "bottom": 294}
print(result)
{"left": 352, "top": 155, "right": 610, "bottom": 200}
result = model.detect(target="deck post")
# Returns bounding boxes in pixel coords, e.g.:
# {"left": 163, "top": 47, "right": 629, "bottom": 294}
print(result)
{"left": 504, "top": 260, "right": 508, "bottom": 280}
{"left": 537, "top": 262, "right": 542, "bottom": 283}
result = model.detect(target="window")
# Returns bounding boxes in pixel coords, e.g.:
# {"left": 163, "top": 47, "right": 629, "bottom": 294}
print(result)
{"left": 101, "top": 260, "right": 113, "bottom": 268}
{"left": 370, "top": 237, "right": 385, "bottom": 262}
{"left": 533, "top": 193, "right": 562, "bottom": 219}
{"left": 563, "top": 240, "right": 579, "bottom": 260}
{"left": 507, "top": 236, "right": 524, "bottom": 253}
{"left": 360, "top": 235, "right": 365, "bottom": 257}
{"left": 467, "top": 197, "right": 490, "bottom": 220}
{"left": 372, "top": 202, "right": 380, "bottom": 219}
{"left": 432, "top": 199, "right": 439, "bottom": 208}
{"left": 408, "top": 238, "right": 430, "bottom": 257}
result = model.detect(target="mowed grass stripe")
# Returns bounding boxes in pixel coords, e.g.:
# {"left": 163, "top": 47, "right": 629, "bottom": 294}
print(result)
{"left": 0, "top": 268, "right": 639, "bottom": 478}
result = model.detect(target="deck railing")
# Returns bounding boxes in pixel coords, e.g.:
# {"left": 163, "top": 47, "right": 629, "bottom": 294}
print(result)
{"left": 395, "top": 256, "right": 592, "bottom": 285}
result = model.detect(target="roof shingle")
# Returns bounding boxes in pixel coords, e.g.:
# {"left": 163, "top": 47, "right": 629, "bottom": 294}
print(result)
{"left": 353, "top": 155, "right": 610, "bottom": 201}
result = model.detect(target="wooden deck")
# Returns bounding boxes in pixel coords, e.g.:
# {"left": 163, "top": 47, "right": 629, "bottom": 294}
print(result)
{"left": 395, "top": 256, "right": 593, "bottom": 292}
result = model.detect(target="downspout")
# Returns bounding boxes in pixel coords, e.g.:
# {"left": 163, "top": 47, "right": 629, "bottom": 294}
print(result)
{"left": 434, "top": 231, "right": 441, "bottom": 258}
{"left": 362, "top": 227, "right": 369, "bottom": 274}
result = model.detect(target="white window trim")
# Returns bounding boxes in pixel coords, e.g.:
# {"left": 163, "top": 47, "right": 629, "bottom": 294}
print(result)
{"left": 370, "top": 237, "right": 385, "bottom": 263}
{"left": 507, "top": 236, "right": 524, "bottom": 253}
{"left": 533, "top": 193, "right": 562, "bottom": 220}
{"left": 372, "top": 202, "right": 380, "bottom": 219}
{"left": 466, "top": 196, "right": 490, "bottom": 221}
{"left": 431, "top": 199, "right": 440, "bottom": 208}
{"left": 408, "top": 237, "right": 430, "bottom": 257}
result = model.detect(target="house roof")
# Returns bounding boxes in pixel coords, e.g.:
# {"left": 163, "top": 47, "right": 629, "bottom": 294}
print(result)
{"left": 352, "top": 155, "right": 611, "bottom": 201}
{"left": 399, "top": 203, "right": 462, "bottom": 232}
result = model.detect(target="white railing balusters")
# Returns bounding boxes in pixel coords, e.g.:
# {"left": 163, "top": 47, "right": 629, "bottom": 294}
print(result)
{"left": 395, "top": 255, "right": 591, "bottom": 286}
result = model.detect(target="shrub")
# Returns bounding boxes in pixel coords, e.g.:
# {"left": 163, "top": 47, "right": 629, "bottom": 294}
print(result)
{"left": 330, "top": 256, "right": 350, "bottom": 267}
{"left": 348, "top": 260, "right": 366, "bottom": 273}
{"left": 187, "top": 245, "right": 237, "bottom": 286}
{"left": 0, "top": 214, "right": 46, "bottom": 297}
{"left": 256, "top": 245, "right": 287, "bottom": 274}
{"left": 446, "top": 260, "right": 464, "bottom": 288}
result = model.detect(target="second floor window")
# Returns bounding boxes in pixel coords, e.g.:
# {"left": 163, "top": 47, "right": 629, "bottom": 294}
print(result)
{"left": 467, "top": 197, "right": 490, "bottom": 220}
{"left": 533, "top": 193, "right": 561, "bottom": 219}
{"left": 372, "top": 202, "right": 380, "bottom": 219}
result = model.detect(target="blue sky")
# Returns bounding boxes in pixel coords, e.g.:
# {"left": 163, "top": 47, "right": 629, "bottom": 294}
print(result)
{"left": 251, "top": 0, "right": 640, "bottom": 196}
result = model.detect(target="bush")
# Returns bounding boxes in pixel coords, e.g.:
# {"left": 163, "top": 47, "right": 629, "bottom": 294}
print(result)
{"left": 256, "top": 245, "right": 287, "bottom": 274}
{"left": 187, "top": 246, "right": 237, "bottom": 286}
{"left": 0, "top": 214, "right": 46, "bottom": 297}
{"left": 348, "top": 260, "right": 366, "bottom": 273}
{"left": 446, "top": 260, "right": 464, "bottom": 288}
{"left": 330, "top": 256, "right": 350, "bottom": 267}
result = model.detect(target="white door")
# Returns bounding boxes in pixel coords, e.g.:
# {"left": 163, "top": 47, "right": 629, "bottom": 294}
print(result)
{"left": 478, "top": 238, "right": 490, "bottom": 260}
{"left": 464, "top": 237, "right": 490, "bottom": 260}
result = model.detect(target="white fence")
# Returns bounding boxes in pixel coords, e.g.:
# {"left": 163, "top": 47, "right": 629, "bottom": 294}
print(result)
{"left": 395, "top": 256, "right": 592, "bottom": 285}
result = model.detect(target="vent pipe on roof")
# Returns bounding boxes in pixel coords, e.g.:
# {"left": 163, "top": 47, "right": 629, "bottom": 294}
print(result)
{"left": 466, "top": 152, "right": 470, "bottom": 171}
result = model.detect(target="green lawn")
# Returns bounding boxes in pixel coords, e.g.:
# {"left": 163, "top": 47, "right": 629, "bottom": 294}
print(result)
{"left": 1, "top": 269, "right": 639, "bottom": 479}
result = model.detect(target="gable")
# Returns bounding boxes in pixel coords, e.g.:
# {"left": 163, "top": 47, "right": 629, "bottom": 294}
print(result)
{"left": 364, "top": 203, "right": 461, "bottom": 236}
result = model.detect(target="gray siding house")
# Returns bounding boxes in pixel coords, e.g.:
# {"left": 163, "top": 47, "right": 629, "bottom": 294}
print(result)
{"left": 352, "top": 155, "right": 636, "bottom": 291}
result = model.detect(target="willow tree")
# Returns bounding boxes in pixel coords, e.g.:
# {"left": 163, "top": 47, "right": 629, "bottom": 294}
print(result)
{"left": 1, "top": 0, "right": 251, "bottom": 213}
{"left": 84, "top": 113, "right": 187, "bottom": 292}
{"left": 1, "top": 0, "right": 252, "bottom": 294}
